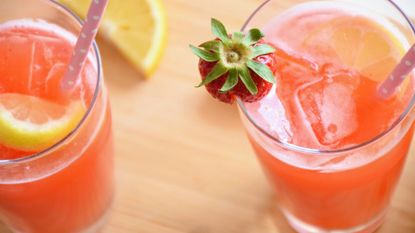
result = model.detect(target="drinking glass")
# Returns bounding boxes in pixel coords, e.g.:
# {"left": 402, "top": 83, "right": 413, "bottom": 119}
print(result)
{"left": 0, "top": 0, "right": 114, "bottom": 232}
{"left": 238, "top": 0, "right": 415, "bottom": 232}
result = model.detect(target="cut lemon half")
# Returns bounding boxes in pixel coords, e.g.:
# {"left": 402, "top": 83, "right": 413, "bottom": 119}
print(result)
{"left": 60, "top": 0, "right": 168, "bottom": 77}
{"left": 0, "top": 93, "right": 85, "bottom": 152}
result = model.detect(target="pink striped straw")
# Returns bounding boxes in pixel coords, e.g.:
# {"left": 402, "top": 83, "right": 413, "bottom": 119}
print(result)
{"left": 61, "top": 0, "right": 109, "bottom": 91}
{"left": 378, "top": 44, "right": 415, "bottom": 99}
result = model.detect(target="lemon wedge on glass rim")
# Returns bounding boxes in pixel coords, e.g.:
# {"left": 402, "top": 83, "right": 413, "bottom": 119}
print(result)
{"left": 60, "top": 0, "right": 168, "bottom": 77}
{"left": 0, "top": 93, "right": 85, "bottom": 152}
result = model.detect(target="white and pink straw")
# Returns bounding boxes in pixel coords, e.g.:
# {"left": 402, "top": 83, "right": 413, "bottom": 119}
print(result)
{"left": 61, "top": 0, "right": 109, "bottom": 91}
{"left": 378, "top": 44, "right": 415, "bottom": 99}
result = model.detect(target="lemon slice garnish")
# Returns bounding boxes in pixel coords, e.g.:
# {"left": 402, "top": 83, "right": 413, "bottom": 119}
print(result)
{"left": 0, "top": 93, "right": 85, "bottom": 151}
{"left": 60, "top": 0, "right": 168, "bottom": 77}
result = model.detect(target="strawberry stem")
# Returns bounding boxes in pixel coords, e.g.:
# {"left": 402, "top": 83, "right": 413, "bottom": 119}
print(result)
{"left": 227, "top": 51, "right": 240, "bottom": 63}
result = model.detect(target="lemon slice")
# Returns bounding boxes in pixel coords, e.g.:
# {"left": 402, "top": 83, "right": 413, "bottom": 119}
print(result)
{"left": 302, "top": 16, "right": 409, "bottom": 98}
{"left": 302, "top": 16, "right": 405, "bottom": 81}
{"left": 0, "top": 93, "right": 85, "bottom": 152}
{"left": 60, "top": 0, "right": 168, "bottom": 77}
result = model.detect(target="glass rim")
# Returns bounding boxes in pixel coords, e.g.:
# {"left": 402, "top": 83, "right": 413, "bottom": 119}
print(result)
{"left": 237, "top": 0, "right": 415, "bottom": 155}
{"left": 0, "top": 0, "right": 102, "bottom": 165}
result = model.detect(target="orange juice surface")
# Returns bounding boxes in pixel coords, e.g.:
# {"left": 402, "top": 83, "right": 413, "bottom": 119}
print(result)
{"left": 245, "top": 2, "right": 414, "bottom": 229}
{"left": 0, "top": 20, "right": 114, "bottom": 233}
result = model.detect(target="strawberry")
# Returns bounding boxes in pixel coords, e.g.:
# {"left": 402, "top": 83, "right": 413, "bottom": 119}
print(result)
{"left": 190, "top": 18, "right": 277, "bottom": 104}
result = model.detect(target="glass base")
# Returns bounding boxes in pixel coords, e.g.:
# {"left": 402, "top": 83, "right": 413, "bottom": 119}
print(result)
{"left": 82, "top": 206, "right": 112, "bottom": 233}
{"left": 283, "top": 209, "right": 387, "bottom": 233}
{"left": 7, "top": 204, "right": 113, "bottom": 233}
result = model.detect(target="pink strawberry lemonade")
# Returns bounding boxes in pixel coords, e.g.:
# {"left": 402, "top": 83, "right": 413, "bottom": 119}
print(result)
{"left": 242, "top": 2, "right": 415, "bottom": 231}
{"left": 0, "top": 19, "right": 114, "bottom": 233}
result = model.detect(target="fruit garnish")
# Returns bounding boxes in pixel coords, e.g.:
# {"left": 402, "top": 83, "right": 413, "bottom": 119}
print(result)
{"left": 60, "top": 0, "right": 167, "bottom": 77}
{"left": 190, "top": 18, "right": 277, "bottom": 104}
{"left": 0, "top": 93, "right": 85, "bottom": 152}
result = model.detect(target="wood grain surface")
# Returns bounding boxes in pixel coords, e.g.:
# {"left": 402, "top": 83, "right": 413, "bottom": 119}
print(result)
{"left": 1, "top": 0, "right": 415, "bottom": 232}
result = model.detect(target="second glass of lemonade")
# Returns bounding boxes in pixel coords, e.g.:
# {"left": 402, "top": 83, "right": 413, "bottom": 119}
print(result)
{"left": 0, "top": 0, "right": 114, "bottom": 232}
{"left": 238, "top": 1, "right": 415, "bottom": 232}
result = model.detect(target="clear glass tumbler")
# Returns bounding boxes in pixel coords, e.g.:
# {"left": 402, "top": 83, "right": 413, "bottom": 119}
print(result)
{"left": 0, "top": 0, "right": 114, "bottom": 232}
{"left": 238, "top": 0, "right": 415, "bottom": 232}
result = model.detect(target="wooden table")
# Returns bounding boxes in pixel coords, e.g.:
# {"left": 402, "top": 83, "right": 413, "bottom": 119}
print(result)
{"left": 1, "top": 0, "right": 415, "bottom": 232}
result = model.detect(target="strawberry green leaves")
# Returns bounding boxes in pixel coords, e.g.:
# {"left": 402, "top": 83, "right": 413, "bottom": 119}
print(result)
{"left": 232, "top": 32, "right": 244, "bottom": 42}
{"left": 196, "top": 63, "right": 227, "bottom": 87}
{"left": 190, "top": 18, "right": 276, "bottom": 96}
{"left": 199, "top": 40, "right": 221, "bottom": 52}
{"left": 247, "top": 60, "right": 275, "bottom": 84}
{"left": 189, "top": 45, "right": 219, "bottom": 62}
{"left": 243, "top": 28, "right": 264, "bottom": 45}
{"left": 239, "top": 66, "right": 258, "bottom": 95}
{"left": 250, "top": 44, "right": 275, "bottom": 58}
{"left": 220, "top": 69, "right": 238, "bottom": 92}
{"left": 211, "top": 18, "right": 231, "bottom": 45}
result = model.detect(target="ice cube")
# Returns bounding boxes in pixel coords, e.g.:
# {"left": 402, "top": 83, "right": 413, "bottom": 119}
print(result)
{"left": 260, "top": 86, "right": 293, "bottom": 142}
{"left": 245, "top": 86, "right": 294, "bottom": 143}
{"left": 298, "top": 70, "right": 359, "bottom": 146}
